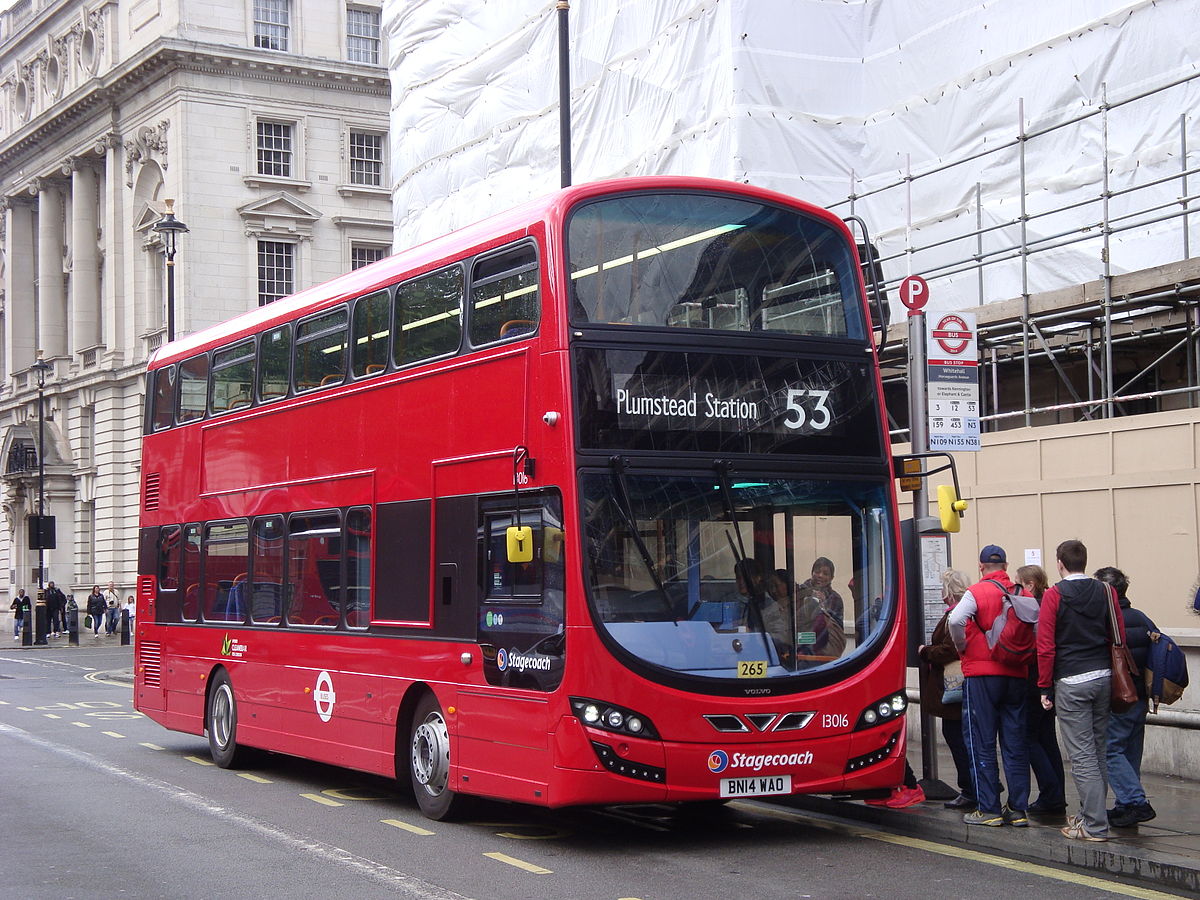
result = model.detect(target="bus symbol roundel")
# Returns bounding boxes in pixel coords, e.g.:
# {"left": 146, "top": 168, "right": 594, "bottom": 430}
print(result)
{"left": 932, "top": 314, "right": 971, "bottom": 355}
{"left": 314, "top": 670, "right": 336, "bottom": 722}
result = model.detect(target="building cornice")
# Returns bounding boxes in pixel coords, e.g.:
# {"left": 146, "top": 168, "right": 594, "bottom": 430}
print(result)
{"left": 0, "top": 39, "right": 388, "bottom": 175}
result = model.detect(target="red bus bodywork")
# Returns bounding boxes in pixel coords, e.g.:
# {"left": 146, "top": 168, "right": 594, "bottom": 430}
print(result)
{"left": 136, "top": 176, "right": 907, "bottom": 816}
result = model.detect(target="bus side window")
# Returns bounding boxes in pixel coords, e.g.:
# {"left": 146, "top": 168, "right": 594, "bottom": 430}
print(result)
{"left": 150, "top": 366, "right": 176, "bottom": 431}
{"left": 182, "top": 524, "right": 201, "bottom": 621}
{"left": 202, "top": 521, "right": 249, "bottom": 623}
{"left": 352, "top": 290, "right": 390, "bottom": 378}
{"left": 177, "top": 354, "right": 209, "bottom": 424}
{"left": 210, "top": 339, "right": 255, "bottom": 414}
{"left": 468, "top": 244, "right": 539, "bottom": 347}
{"left": 294, "top": 308, "right": 348, "bottom": 393}
{"left": 287, "top": 510, "right": 342, "bottom": 626}
{"left": 395, "top": 264, "right": 463, "bottom": 367}
{"left": 159, "top": 525, "right": 182, "bottom": 590}
{"left": 258, "top": 324, "right": 291, "bottom": 401}
{"left": 345, "top": 507, "right": 371, "bottom": 628}
{"left": 250, "top": 516, "right": 285, "bottom": 624}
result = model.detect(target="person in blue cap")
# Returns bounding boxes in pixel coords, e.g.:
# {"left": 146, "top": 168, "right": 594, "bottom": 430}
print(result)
{"left": 948, "top": 544, "right": 1031, "bottom": 828}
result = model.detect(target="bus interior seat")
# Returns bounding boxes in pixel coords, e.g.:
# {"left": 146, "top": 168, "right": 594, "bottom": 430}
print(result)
{"left": 319, "top": 373, "right": 344, "bottom": 386}
{"left": 499, "top": 319, "right": 534, "bottom": 338}
{"left": 365, "top": 363, "right": 385, "bottom": 375}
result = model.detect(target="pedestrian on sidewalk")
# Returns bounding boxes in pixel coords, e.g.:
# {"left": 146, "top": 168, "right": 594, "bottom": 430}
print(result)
{"left": 10, "top": 589, "right": 27, "bottom": 639}
{"left": 123, "top": 595, "right": 136, "bottom": 641}
{"left": 1037, "top": 539, "right": 1126, "bottom": 843}
{"left": 44, "top": 581, "right": 67, "bottom": 637}
{"left": 918, "top": 568, "right": 976, "bottom": 811}
{"left": 1016, "top": 564, "right": 1068, "bottom": 815}
{"left": 1094, "top": 566, "right": 1157, "bottom": 828}
{"left": 949, "top": 544, "right": 1031, "bottom": 828}
{"left": 86, "top": 586, "right": 105, "bottom": 636}
{"left": 104, "top": 581, "right": 120, "bottom": 635}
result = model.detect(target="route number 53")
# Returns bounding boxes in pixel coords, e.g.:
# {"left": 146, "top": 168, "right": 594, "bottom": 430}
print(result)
{"left": 784, "top": 389, "right": 832, "bottom": 430}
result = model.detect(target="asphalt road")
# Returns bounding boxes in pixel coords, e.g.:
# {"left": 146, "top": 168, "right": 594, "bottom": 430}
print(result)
{"left": 0, "top": 643, "right": 1175, "bottom": 900}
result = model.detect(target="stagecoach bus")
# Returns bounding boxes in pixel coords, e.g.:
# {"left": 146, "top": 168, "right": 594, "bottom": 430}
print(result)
{"left": 136, "top": 176, "right": 908, "bottom": 819}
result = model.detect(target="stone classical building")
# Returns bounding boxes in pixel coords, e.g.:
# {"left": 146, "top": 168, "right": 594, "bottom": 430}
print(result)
{"left": 0, "top": 0, "right": 390, "bottom": 602}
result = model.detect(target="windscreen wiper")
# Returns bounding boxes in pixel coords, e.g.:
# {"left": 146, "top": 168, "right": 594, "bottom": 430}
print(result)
{"left": 608, "top": 456, "right": 678, "bottom": 625}
{"left": 712, "top": 460, "right": 777, "bottom": 662}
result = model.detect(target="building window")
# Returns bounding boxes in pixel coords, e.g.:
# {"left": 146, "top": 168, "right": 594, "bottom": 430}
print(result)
{"left": 258, "top": 241, "right": 295, "bottom": 306}
{"left": 257, "top": 121, "right": 293, "bottom": 177}
{"left": 347, "top": 7, "right": 381, "bottom": 64}
{"left": 254, "top": 0, "right": 290, "bottom": 51}
{"left": 351, "top": 244, "right": 388, "bottom": 270}
{"left": 349, "top": 131, "right": 384, "bottom": 187}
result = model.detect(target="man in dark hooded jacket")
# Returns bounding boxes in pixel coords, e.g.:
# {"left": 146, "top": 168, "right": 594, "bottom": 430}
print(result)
{"left": 1037, "top": 539, "right": 1127, "bottom": 842}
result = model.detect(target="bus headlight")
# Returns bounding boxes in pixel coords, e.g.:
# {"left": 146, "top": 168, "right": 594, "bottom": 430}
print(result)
{"left": 854, "top": 691, "right": 907, "bottom": 731}
{"left": 571, "top": 697, "right": 659, "bottom": 740}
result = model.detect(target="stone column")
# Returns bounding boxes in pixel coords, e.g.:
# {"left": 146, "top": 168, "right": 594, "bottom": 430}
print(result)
{"left": 37, "top": 178, "right": 67, "bottom": 359}
{"left": 70, "top": 160, "right": 100, "bottom": 352}
{"left": 5, "top": 198, "right": 36, "bottom": 376}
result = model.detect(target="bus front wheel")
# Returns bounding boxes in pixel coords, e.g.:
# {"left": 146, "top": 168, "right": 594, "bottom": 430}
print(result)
{"left": 206, "top": 670, "right": 248, "bottom": 768}
{"left": 409, "top": 692, "right": 465, "bottom": 820}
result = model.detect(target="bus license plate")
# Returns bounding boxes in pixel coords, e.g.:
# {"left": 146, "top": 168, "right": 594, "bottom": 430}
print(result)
{"left": 719, "top": 775, "right": 792, "bottom": 798}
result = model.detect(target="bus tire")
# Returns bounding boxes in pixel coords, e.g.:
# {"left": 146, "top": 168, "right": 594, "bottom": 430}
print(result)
{"left": 206, "top": 669, "right": 248, "bottom": 769}
{"left": 408, "top": 692, "right": 465, "bottom": 820}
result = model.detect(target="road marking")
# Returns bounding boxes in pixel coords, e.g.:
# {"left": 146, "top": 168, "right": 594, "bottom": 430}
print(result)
{"left": 44, "top": 713, "right": 62, "bottom": 719}
{"left": 0, "top": 720, "right": 471, "bottom": 900}
{"left": 302, "top": 793, "right": 344, "bottom": 807}
{"left": 383, "top": 818, "right": 436, "bottom": 836}
{"left": 749, "top": 804, "right": 1183, "bottom": 899}
{"left": 483, "top": 852, "right": 552, "bottom": 875}
{"left": 185, "top": 755, "right": 215, "bottom": 767}
{"left": 323, "top": 787, "right": 389, "bottom": 801}
{"left": 140, "top": 742, "right": 165, "bottom": 751}
{"left": 238, "top": 773, "right": 272, "bottom": 784}
{"left": 103, "top": 731, "right": 125, "bottom": 739}
{"left": 72, "top": 721, "right": 90, "bottom": 728}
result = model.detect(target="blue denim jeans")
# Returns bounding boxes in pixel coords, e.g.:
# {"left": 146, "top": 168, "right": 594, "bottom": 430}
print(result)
{"left": 1106, "top": 698, "right": 1148, "bottom": 807}
{"left": 963, "top": 674, "right": 1031, "bottom": 815}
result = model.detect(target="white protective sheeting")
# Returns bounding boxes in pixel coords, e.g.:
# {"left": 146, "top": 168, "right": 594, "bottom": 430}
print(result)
{"left": 384, "top": 0, "right": 1200, "bottom": 316}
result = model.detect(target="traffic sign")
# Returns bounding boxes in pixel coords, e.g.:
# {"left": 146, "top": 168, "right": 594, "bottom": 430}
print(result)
{"left": 899, "top": 275, "right": 929, "bottom": 312}
{"left": 925, "top": 311, "right": 980, "bottom": 451}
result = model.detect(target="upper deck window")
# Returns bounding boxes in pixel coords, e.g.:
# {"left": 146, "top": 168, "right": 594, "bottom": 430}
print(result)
{"left": 210, "top": 340, "right": 256, "bottom": 415}
{"left": 294, "top": 308, "right": 348, "bottom": 393}
{"left": 352, "top": 290, "right": 390, "bottom": 378}
{"left": 395, "top": 265, "right": 463, "bottom": 366}
{"left": 468, "top": 245, "right": 539, "bottom": 346}
{"left": 567, "top": 192, "right": 865, "bottom": 340}
{"left": 150, "top": 366, "right": 176, "bottom": 431}
{"left": 177, "top": 355, "right": 209, "bottom": 424}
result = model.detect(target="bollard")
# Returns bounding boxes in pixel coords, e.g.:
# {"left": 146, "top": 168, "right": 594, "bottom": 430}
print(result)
{"left": 120, "top": 608, "right": 130, "bottom": 646}
{"left": 34, "top": 599, "right": 48, "bottom": 646}
{"left": 21, "top": 612, "right": 32, "bottom": 646}
{"left": 67, "top": 605, "right": 79, "bottom": 647}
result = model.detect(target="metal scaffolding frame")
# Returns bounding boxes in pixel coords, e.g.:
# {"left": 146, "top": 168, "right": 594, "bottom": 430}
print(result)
{"left": 829, "top": 72, "right": 1200, "bottom": 437}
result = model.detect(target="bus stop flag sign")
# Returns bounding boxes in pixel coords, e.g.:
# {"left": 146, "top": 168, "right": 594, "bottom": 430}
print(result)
{"left": 926, "top": 311, "right": 980, "bottom": 452}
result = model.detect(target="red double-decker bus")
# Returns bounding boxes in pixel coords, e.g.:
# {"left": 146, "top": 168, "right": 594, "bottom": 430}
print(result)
{"left": 136, "top": 176, "right": 909, "bottom": 819}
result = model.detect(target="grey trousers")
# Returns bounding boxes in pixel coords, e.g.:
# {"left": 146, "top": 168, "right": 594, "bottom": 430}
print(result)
{"left": 1055, "top": 676, "right": 1112, "bottom": 836}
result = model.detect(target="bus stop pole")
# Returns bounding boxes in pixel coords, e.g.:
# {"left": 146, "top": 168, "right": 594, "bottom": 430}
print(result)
{"left": 906, "top": 309, "right": 955, "bottom": 797}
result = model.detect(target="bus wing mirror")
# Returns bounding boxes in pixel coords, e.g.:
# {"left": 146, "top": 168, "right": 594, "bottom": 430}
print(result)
{"left": 506, "top": 525, "right": 534, "bottom": 563}
{"left": 937, "top": 484, "right": 969, "bottom": 533}
{"left": 543, "top": 526, "right": 563, "bottom": 564}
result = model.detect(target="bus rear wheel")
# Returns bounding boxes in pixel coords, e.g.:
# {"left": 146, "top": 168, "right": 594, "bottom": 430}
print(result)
{"left": 206, "top": 670, "right": 248, "bottom": 768}
{"left": 409, "top": 693, "right": 465, "bottom": 820}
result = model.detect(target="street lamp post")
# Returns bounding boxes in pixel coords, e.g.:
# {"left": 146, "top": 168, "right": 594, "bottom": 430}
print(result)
{"left": 31, "top": 351, "right": 51, "bottom": 645}
{"left": 152, "top": 199, "right": 189, "bottom": 342}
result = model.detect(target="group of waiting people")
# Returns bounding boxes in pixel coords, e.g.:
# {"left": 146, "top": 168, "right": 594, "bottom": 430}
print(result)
{"left": 9, "top": 581, "right": 134, "bottom": 639}
{"left": 913, "top": 539, "right": 1157, "bottom": 841}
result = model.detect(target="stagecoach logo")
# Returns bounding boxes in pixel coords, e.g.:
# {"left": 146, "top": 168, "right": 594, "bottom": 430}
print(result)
{"left": 314, "top": 671, "right": 336, "bottom": 723}
{"left": 706, "top": 748, "right": 814, "bottom": 774}
{"left": 220, "top": 635, "right": 247, "bottom": 658}
{"left": 495, "top": 648, "right": 553, "bottom": 673}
